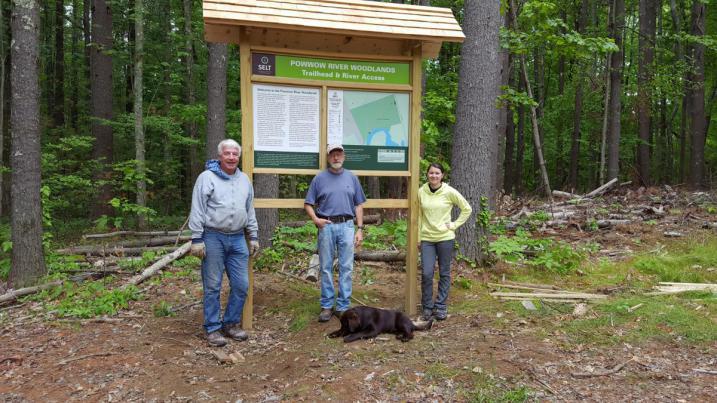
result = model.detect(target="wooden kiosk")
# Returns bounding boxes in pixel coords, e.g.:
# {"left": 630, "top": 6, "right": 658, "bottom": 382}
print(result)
{"left": 203, "top": 0, "right": 464, "bottom": 328}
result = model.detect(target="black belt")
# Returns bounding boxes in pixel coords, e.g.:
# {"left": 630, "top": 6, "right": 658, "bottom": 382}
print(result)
{"left": 317, "top": 214, "right": 354, "bottom": 223}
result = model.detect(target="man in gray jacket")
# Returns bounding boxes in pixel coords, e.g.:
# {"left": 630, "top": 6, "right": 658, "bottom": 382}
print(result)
{"left": 189, "top": 139, "right": 259, "bottom": 347}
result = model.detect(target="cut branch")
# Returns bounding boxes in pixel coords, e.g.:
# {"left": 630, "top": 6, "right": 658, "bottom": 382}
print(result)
{"left": 0, "top": 280, "right": 64, "bottom": 304}
{"left": 122, "top": 241, "right": 192, "bottom": 287}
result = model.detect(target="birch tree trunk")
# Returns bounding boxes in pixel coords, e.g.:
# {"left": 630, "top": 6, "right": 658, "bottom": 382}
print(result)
{"left": 9, "top": 0, "right": 47, "bottom": 287}
{"left": 451, "top": 0, "right": 501, "bottom": 263}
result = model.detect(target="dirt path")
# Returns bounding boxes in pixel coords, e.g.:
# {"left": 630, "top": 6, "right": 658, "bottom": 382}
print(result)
{"left": 1, "top": 266, "right": 715, "bottom": 402}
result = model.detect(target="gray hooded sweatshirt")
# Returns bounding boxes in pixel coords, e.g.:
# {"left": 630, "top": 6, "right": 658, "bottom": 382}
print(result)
{"left": 189, "top": 161, "right": 258, "bottom": 241}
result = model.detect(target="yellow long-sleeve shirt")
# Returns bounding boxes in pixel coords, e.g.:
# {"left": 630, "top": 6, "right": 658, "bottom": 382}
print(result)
{"left": 418, "top": 182, "right": 472, "bottom": 242}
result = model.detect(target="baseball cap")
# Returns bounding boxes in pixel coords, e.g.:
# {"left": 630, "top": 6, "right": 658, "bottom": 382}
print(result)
{"left": 327, "top": 144, "right": 344, "bottom": 154}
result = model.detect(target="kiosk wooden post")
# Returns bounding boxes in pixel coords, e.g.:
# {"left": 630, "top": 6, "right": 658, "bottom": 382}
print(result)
{"left": 203, "top": 0, "right": 464, "bottom": 329}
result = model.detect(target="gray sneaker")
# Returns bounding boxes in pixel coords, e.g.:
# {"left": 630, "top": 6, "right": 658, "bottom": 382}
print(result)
{"left": 435, "top": 311, "right": 447, "bottom": 321}
{"left": 207, "top": 331, "right": 227, "bottom": 347}
{"left": 421, "top": 310, "right": 434, "bottom": 321}
{"left": 223, "top": 325, "right": 248, "bottom": 341}
{"left": 318, "top": 308, "right": 333, "bottom": 322}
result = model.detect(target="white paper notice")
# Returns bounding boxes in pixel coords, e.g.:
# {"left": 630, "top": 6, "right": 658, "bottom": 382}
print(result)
{"left": 253, "top": 85, "right": 320, "bottom": 152}
{"left": 327, "top": 89, "right": 344, "bottom": 146}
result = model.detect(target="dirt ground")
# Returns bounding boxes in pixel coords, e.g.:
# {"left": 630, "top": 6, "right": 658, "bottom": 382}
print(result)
{"left": 2, "top": 188, "right": 717, "bottom": 401}
{"left": 2, "top": 265, "right": 716, "bottom": 402}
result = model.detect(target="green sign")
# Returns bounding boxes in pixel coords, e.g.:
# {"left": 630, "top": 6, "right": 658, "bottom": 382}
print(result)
{"left": 342, "top": 145, "right": 408, "bottom": 171}
{"left": 255, "top": 151, "right": 318, "bottom": 169}
{"left": 253, "top": 53, "right": 410, "bottom": 85}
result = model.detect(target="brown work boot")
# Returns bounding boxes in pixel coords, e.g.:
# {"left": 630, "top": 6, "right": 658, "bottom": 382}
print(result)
{"left": 223, "top": 324, "right": 248, "bottom": 341}
{"left": 318, "top": 308, "right": 333, "bottom": 322}
{"left": 207, "top": 331, "right": 227, "bottom": 347}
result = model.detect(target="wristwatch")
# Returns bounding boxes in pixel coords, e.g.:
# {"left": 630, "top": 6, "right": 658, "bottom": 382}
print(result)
{"left": 357, "top": 225, "right": 364, "bottom": 230}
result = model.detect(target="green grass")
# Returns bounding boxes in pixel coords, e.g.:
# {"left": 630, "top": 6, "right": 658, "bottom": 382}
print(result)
{"left": 278, "top": 282, "right": 320, "bottom": 333}
{"left": 491, "top": 236, "right": 717, "bottom": 346}
{"left": 558, "top": 294, "right": 717, "bottom": 345}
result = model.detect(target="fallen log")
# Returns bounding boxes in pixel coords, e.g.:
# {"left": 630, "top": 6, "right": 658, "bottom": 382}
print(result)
{"left": 552, "top": 190, "right": 580, "bottom": 199}
{"left": 57, "top": 236, "right": 191, "bottom": 255}
{"left": 280, "top": 214, "right": 381, "bottom": 228}
{"left": 75, "top": 246, "right": 177, "bottom": 257}
{"left": 122, "top": 241, "right": 192, "bottom": 287}
{"left": 647, "top": 282, "right": 717, "bottom": 295}
{"left": 584, "top": 178, "right": 618, "bottom": 199}
{"left": 83, "top": 230, "right": 191, "bottom": 239}
{"left": 502, "top": 281, "right": 561, "bottom": 290}
{"left": 355, "top": 250, "right": 405, "bottom": 262}
{"left": 487, "top": 283, "right": 570, "bottom": 293}
{"left": 497, "top": 296, "right": 585, "bottom": 303}
{"left": 0, "top": 280, "right": 64, "bottom": 304}
{"left": 596, "top": 219, "right": 632, "bottom": 228}
{"left": 490, "top": 292, "right": 607, "bottom": 300}
{"left": 282, "top": 242, "right": 405, "bottom": 262}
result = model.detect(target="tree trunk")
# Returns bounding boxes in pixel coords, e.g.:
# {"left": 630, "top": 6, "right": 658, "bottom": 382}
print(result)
{"left": 606, "top": 0, "right": 624, "bottom": 181}
{"left": 69, "top": 0, "right": 80, "bottom": 129}
{"left": 569, "top": 80, "right": 584, "bottom": 192}
{"left": 0, "top": 0, "right": 6, "bottom": 219}
{"left": 134, "top": 0, "right": 146, "bottom": 229}
{"left": 568, "top": 0, "right": 589, "bottom": 192}
{"left": 254, "top": 174, "right": 279, "bottom": 248}
{"left": 206, "top": 42, "right": 228, "bottom": 159}
{"left": 90, "top": 0, "right": 114, "bottom": 218}
{"left": 368, "top": 177, "right": 380, "bottom": 199}
{"left": 496, "top": 7, "right": 511, "bottom": 194}
{"left": 451, "top": 0, "right": 501, "bottom": 263}
{"left": 503, "top": 102, "right": 515, "bottom": 195}
{"left": 159, "top": 0, "right": 172, "bottom": 162}
{"left": 9, "top": 0, "right": 47, "bottom": 287}
{"left": 53, "top": 0, "right": 65, "bottom": 127}
{"left": 515, "top": 78, "right": 525, "bottom": 195}
{"left": 637, "top": 0, "right": 656, "bottom": 186}
{"left": 510, "top": 1, "right": 552, "bottom": 201}
{"left": 183, "top": 0, "right": 199, "bottom": 188}
{"left": 688, "top": 0, "right": 706, "bottom": 188}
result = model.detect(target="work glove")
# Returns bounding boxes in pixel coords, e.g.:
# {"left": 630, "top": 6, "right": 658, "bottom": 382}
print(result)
{"left": 190, "top": 241, "right": 205, "bottom": 259}
{"left": 249, "top": 240, "right": 260, "bottom": 256}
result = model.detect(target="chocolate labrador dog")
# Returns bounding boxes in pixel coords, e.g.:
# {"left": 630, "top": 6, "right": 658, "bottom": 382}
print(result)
{"left": 329, "top": 306, "right": 433, "bottom": 342}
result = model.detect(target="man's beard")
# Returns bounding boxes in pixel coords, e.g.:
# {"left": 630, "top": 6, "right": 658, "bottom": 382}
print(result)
{"left": 330, "top": 162, "right": 343, "bottom": 170}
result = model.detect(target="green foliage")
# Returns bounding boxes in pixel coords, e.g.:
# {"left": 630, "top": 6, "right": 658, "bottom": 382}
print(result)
{"left": 525, "top": 241, "right": 584, "bottom": 274}
{"left": 153, "top": 301, "right": 177, "bottom": 317}
{"left": 363, "top": 219, "right": 407, "bottom": 250}
{"left": 489, "top": 229, "right": 585, "bottom": 274}
{"left": 360, "top": 266, "right": 376, "bottom": 286}
{"left": 453, "top": 277, "right": 472, "bottom": 290}
{"left": 117, "top": 251, "right": 158, "bottom": 271}
{"left": 28, "top": 279, "right": 142, "bottom": 319}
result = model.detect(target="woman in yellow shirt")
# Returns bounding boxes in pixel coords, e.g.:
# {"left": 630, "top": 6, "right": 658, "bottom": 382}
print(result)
{"left": 418, "top": 163, "right": 472, "bottom": 321}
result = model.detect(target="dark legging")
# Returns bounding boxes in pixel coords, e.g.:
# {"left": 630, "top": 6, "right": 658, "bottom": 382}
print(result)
{"left": 420, "top": 239, "right": 454, "bottom": 314}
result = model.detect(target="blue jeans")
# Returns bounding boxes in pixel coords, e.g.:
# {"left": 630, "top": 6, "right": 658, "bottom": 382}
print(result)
{"left": 318, "top": 221, "right": 355, "bottom": 312}
{"left": 201, "top": 230, "right": 249, "bottom": 333}
{"left": 420, "top": 240, "right": 454, "bottom": 314}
